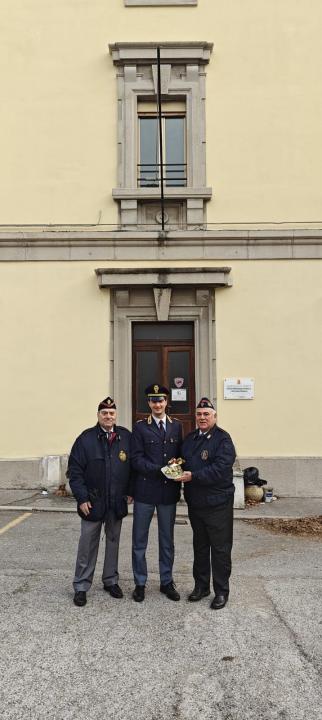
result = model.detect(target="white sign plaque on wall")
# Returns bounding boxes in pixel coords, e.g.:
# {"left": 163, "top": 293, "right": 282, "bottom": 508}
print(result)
{"left": 224, "top": 378, "right": 254, "bottom": 400}
{"left": 171, "top": 388, "right": 187, "bottom": 401}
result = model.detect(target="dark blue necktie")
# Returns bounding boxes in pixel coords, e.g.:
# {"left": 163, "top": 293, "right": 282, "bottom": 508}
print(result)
{"left": 158, "top": 420, "right": 166, "bottom": 441}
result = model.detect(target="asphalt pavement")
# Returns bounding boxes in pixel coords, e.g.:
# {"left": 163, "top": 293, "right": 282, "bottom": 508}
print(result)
{"left": 0, "top": 488, "right": 321, "bottom": 519}
{"left": 1, "top": 505, "right": 322, "bottom": 720}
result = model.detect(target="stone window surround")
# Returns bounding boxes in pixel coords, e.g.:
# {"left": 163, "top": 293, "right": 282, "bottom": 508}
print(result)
{"left": 124, "top": 1, "right": 197, "bottom": 6}
{"left": 95, "top": 266, "right": 231, "bottom": 429}
{"left": 109, "top": 42, "right": 213, "bottom": 229}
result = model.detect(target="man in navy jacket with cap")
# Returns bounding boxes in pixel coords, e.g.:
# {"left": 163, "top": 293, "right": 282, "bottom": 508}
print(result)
{"left": 179, "top": 398, "right": 236, "bottom": 610}
{"left": 130, "top": 384, "right": 183, "bottom": 602}
{"left": 68, "top": 396, "right": 131, "bottom": 607}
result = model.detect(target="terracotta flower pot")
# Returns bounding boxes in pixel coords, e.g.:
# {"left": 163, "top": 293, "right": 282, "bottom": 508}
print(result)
{"left": 245, "top": 485, "right": 264, "bottom": 502}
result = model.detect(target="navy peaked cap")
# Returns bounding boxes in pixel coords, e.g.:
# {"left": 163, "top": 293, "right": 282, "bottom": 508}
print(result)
{"left": 145, "top": 384, "right": 169, "bottom": 398}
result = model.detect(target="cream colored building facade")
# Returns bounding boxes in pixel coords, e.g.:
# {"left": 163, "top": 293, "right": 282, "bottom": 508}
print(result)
{"left": 0, "top": 0, "right": 321, "bottom": 495}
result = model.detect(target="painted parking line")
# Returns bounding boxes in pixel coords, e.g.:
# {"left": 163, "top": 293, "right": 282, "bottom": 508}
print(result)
{"left": 0, "top": 512, "right": 32, "bottom": 536}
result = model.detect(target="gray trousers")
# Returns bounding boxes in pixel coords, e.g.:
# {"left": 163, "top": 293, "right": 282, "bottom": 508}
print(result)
{"left": 73, "top": 511, "right": 122, "bottom": 592}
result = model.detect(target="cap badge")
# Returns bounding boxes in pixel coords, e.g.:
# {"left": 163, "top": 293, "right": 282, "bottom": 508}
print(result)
{"left": 154, "top": 384, "right": 159, "bottom": 393}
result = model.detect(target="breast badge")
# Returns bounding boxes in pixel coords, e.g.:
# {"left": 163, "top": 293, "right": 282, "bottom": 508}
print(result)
{"left": 119, "top": 450, "right": 127, "bottom": 462}
{"left": 201, "top": 449, "right": 209, "bottom": 461}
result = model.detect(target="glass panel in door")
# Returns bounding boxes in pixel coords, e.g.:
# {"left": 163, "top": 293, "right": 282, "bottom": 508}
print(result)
{"left": 134, "top": 350, "right": 160, "bottom": 413}
{"left": 167, "top": 350, "right": 190, "bottom": 414}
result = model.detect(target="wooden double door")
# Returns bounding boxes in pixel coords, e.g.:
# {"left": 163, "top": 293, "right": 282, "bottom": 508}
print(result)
{"left": 132, "top": 322, "right": 195, "bottom": 436}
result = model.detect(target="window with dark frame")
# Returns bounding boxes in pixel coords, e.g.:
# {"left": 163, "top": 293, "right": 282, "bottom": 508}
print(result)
{"left": 138, "top": 113, "right": 186, "bottom": 188}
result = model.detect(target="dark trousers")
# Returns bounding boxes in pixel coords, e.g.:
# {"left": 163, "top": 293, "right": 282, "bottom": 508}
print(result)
{"left": 188, "top": 497, "right": 234, "bottom": 596}
{"left": 132, "top": 501, "right": 177, "bottom": 586}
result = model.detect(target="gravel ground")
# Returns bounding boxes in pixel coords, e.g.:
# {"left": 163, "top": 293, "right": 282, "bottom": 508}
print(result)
{"left": 1, "top": 510, "right": 322, "bottom": 720}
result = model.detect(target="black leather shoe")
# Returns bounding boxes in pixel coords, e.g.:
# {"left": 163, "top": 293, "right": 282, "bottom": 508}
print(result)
{"left": 160, "top": 581, "right": 180, "bottom": 601}
{"left": 210, "top": 594, "right": 228, "bottom": 610}
{"left": 73, "top": 590, "right": 87, "bottom": 607}
{"left": 132, "top": 585, "right": 145, "bottom": 602}
{"left": 104, "top": 583, "right": 124, "bottom": 599}
{"left": 188, "top": 586, "right": 210, "bottom": 602}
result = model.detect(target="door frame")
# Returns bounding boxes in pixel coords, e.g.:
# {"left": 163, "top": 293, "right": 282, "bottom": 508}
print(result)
{"left": 132, "top": 333, "right": 195, "bottom": 432}
{"left": 110, "top": 284, "right": 218, "bottom": 429}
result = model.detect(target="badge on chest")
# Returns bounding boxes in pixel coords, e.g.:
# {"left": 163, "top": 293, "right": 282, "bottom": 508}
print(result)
{"left": 201, "top": 449, "right": 209, "bottom": 461}
{"left": 119, "top": 450, "right": 127, "bottom": 462}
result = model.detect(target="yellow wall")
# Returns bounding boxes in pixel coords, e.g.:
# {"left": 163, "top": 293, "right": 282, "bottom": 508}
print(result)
{"left": 0, "top": 259, "right": 321, "bottom": 458}
{"left": 215, "top": 260, "right": 322, "bottom": 456}
{"left": 1, "top": 1, "right": 322, "bottom": 223}
{"left": 0, "top": 263, "right": 109, "bottom": 456}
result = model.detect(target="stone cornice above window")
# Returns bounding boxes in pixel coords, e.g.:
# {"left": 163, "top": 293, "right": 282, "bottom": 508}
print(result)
{"left": 124, "top": 1, "right": 197, "bottom": 6}
{"left": 95, "top": 267, "right": 231, "bottom": 289}
{"left": 109, "top": 41, "right": 213, "bottom": 66}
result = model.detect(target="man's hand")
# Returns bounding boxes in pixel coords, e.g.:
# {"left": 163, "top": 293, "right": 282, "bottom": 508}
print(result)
{"left": 173, "top": 471, "right": 192, "bottom": 483}
{"left": 79, "top": 501, "right": 92, "bottom": 516}
{"left": 127, "top": 496, "right": 134, "bottom": 504}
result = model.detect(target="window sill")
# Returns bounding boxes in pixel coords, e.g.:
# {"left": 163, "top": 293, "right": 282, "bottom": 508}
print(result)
{"left": 112, "top": 187, "right": 212, "bottom": 201}
{"left": 124, "top": 1, "right": 197, "bottom": 6}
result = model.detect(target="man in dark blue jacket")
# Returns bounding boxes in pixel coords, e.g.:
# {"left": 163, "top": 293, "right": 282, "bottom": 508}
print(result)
{"left": 179, "top": 398, "right": 236, "bottom": 610}
{"left": 68, "top": 396, "right": 131, "bottom": 607}
{"left": 131, "top": 384, "right": 183, "bottom": 603}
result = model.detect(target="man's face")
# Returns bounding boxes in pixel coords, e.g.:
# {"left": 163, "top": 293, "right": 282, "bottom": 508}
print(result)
{"left": 148, "top": 397, "right": 167, "bottom": 418}
{"left": 97, "top": 408, "right": 116, "bottom": 431}
{"left": 195, "top": 408, "right": 217, "bottom": 433}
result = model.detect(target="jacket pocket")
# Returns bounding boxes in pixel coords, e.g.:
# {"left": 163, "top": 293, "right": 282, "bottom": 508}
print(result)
{"left": 114, "top": 496, "right": 128, "bottom": 520}
{"left": 78, "top": 497, "right": 105, "bottom": 522}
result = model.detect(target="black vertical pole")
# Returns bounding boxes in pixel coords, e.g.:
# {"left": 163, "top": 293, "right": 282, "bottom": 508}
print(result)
{"left": 157, "top": 46, "right": 165, "bottom": 232}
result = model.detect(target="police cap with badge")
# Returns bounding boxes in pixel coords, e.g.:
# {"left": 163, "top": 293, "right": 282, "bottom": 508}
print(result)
{"left": 145, "top": 384, "right": 169, "bottom": 401}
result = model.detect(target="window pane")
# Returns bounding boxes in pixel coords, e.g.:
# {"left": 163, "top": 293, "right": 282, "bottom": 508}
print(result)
{"left": 139, "top": 117, "right": 159, "bottom": 187}
{"left": 165, "top": 117, "right": 185, "bottom": 187}
{"left": 133, "top": 323, "right": 193, "bottom": 341}
{"left": 168, "top": 351, "right": 190, "bottom": 414}
{"left": 136, "top": 350, "right": 160, "bottom": 411}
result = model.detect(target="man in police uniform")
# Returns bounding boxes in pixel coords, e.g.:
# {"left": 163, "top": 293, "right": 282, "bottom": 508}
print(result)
{"left": 179, "top": 398, "right": 236, "bottom": 610}
{"left": 131, "top": 384, "right": 183, "bottom": 602}
{"left": 68, "top": 396, "right": 132, "bottom": 607}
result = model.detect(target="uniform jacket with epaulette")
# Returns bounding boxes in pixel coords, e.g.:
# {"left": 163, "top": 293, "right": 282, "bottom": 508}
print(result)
{"left": 68, "top": 423, "right": 131, "bottom": 521}
{"left": 131, "top": 415, "right": 183, "bottom": 505}
{"left": 182, "top": 425, "right": 236, "bottom": 508}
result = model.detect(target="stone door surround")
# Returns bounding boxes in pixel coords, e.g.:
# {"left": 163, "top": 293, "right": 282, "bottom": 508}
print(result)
{"left": 95, "top": 266, "right": 231, "bottom": 429}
